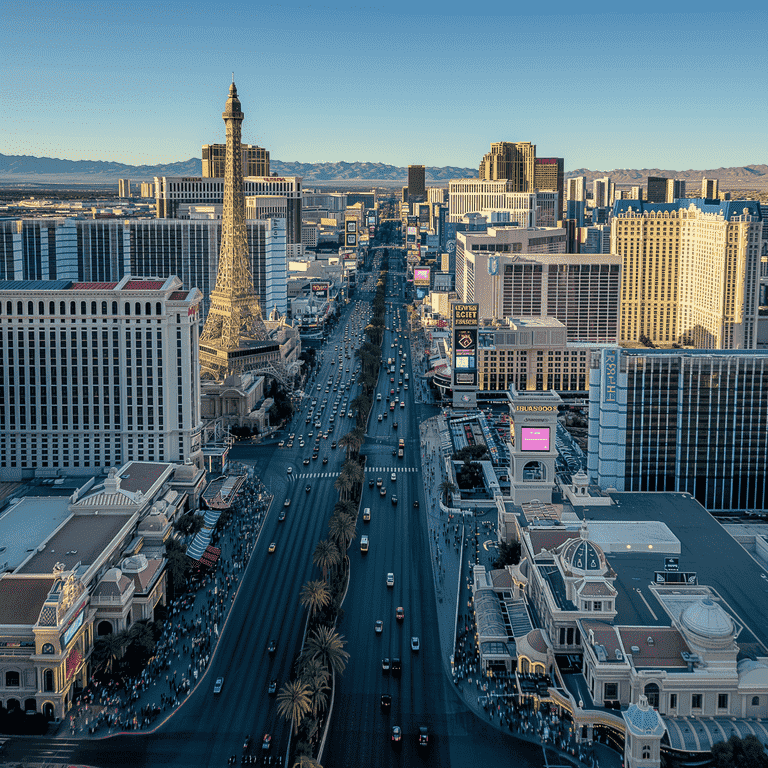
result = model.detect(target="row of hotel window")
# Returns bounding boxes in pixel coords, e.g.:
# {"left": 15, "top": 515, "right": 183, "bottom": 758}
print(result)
{"left": 0, "top": 301, "right": 165, "bottom": 316}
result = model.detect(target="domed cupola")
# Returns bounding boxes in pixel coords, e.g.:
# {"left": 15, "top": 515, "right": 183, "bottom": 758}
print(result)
{"left": 560, "top": 521, "right": 608, "bottom": 576}
{"left": 680, "top": 598, "right": 735, "bottom": 647}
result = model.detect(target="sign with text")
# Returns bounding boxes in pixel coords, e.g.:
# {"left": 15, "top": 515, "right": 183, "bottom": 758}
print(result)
{"left": 452, "top": 303, "right": 479, "bottom": 328}
{"left": 603, "top": 349, "right": 618, "bottom": 403}
{"left": 414, "top": 267, "right": 431, "bottom": 286}
{"left": 346, "top": 220, "right": 357, "bottom": 233}
{"left": 311, "top": 282, "right": 329, "bottom": 299}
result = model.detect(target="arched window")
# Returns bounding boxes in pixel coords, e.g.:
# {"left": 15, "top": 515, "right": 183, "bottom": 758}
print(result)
{"left": 102, "top": 301, "right": 107, "bottom": 315}
{"left": 145, "top": 302, "right": 151, "bottom": 316}
{"left": 112, "top": 301, "right": 118, "bottom": 315}
{"left": 80, "top": 301, "right": 86, "bottom": 315}
{"left": 60, "top": 301, "right": 66, "bottom": 315}
{"left": 125, "top": 303, "right": 131, "bottom": 315}
{"left": 642, "top": 746, "right": 651, "bottom": 759}
{"left": 6, "top": 301, "right": 12, "bottom": 315}
{"left": 24, "top": 698, "right": 37, "bottom": 712}
{"left": 752, "top": 696, "right": 760, "bottom": 706}
{"left": 41, "top": 643, "right": 55, "bottom": 654}
{"left": 5, "top": 670, "right": 20, "bottom": 687}
{"left": 49, "top": 301, "right": 55, "bottom": 314}
{"left": 156, "top": 302, "right": 162, "bottom": 315}
{"left": 28, "top": 301, "right": 33, "bottom": 315}
{"left": 38, "top": 301, "right": 44, "bottom": 315}
{"left": 17, "top": 301, "right": 23, "bottom": 315}
{"left": 97, "top": 620, "right": 113, "bottom": 636}
{"left": 134, "top": 302, "right": 140, "bottom": 315}
{"left": 70, "top": 301, "right": 76, "bottom": 315}
{"left": 644, "top": 682, "right": 660, "bottom": 708}
{"left": 91, "top": 301, "right": 97, "bottom": 315}
{"left": 43, "top": 702, "right": 55, "bottom": 720}
{"left": 44, "top": 669, "right": 54, "bottom": 692}
{"left": 522, "top": 461, "right": 545, "bottom": 481}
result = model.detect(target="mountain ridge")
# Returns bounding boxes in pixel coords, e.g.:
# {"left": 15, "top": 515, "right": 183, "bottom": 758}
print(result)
{"left": 0, "top": 153, "right": 766, "bottom": 187}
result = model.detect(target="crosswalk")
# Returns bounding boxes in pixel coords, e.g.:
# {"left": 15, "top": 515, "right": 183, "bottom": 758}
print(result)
{"left": 288, "top": 467, "right": 418, "bottom": 480}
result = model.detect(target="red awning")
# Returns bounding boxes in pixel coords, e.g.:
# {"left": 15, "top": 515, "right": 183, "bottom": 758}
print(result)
{"left": 66, "top": 648, "right": 82, "bottom": 680}
{"left": 200, "top": 545, "right": 221, "bottom": 567}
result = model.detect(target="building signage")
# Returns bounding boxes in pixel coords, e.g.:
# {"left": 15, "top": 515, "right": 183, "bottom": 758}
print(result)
{"left": 516, "top": 405, "right": 557, "bottom": 412}
{"left": 346, "top": 221, "right": 357, "bottom": 233}
{"left": 664, "top": 557, "right": 679, "bottom": 571}
{"left": 414, "top": 267, "right": 430, "bottom": 286}
{"left": 655, "top": 571, "right": 697, "bottom": 585}
{"left": 311, "top": 282, "right": 329, "bottom": 299}
{"left": 488, "top": 256, "right": 499, "bottom": 275}
{"left": 345, "top": 233, "right": 357, "bottom": 246}
{"left": 407, "top": 226, "right": 418, "bottom": 235}
{"left": 61, "top": 602, "right": 86, "bottom": 649}
{"left": 452, "top": 303, "right": 479, "bottom": 327}
{"left": 604, "top": 349, "right": 618, "bottom": 403}
{"left": 520, "top": 427, "right": 551, "bottom": 452}
{"left": 455, "top": 372, "right": 477, "bottom": 385}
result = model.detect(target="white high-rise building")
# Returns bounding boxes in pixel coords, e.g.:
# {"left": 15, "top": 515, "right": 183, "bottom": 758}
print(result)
{"left": 448, "top": 180, "right": 558, "bottom": 226}
{"left": 567, "top": 176, "right": 586, "bottom": 202}
{"left": 0, "top": 276, "right": 203, "bottom": 481}
{"left": 592, "top": 177, "right": 614, "bottom": 209}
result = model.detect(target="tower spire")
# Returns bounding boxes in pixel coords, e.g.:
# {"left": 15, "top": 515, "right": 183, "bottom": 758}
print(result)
{"left": 199, "top": 81, "right": 268, "bottom": 379}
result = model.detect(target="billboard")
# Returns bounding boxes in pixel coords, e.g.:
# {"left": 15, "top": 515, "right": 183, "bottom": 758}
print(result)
{"left": 346, "top": 233, "right": 357, "bottom": 246}
{"left": 453, "top": 327, "right": 477, "bottom": 370}
{"left": 452, "top": 303, "right": 479, "bottom": 328}
{"left": 407, "top": 226, "right": 417, "bottom": 235}
{"left": 455, "top": 372, "right": 477, "bottom": 386}
{"left": 346, "top": 220, "right": 357, "bottom": 233}
{"left": 414, "top": 267, "right": 430, "bottom": 286}
{"left": 311, "top": 282, "right": 330, "bottom": 299}
{"left": 603, "top": 349, "right": 618, "bottom": 403}
{"left": 520, "top": 427, "right": 550, "bottom": 452}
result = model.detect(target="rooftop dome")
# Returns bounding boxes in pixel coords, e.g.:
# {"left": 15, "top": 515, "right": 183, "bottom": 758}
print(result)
{"left": 681, "top": 598, "right": 734, "bottom": 639}
{"left": 121, "top": 554, "right": 148, "bottom": 573}
{"left": 561, "top": 523, "right": 607, "bottom": 575}
{"left": 102, "top": 567, "right": 123, "bottom": 582}
{"left": 623, "top": 695, "right": 665, "bottom": 736}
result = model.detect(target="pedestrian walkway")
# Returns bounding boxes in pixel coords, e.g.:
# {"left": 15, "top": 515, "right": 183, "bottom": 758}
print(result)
{"left": 364, "top": 466, "right": 417, "bottom": 473}
{"left": 57, "top": 475, "right": 273, "bottom": 739}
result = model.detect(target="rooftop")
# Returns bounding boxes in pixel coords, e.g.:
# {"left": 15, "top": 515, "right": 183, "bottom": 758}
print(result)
{"left": 0, "top": 576, "right": 56, "bottom": 625}
{"left": 16, "top": 513, "right": 134, "bottom": 575}
{"left": 584, "top": 492, "right": 768, "bottom": 654}
{"left": 119, "top": 462, "right": 173, "bottom": 495}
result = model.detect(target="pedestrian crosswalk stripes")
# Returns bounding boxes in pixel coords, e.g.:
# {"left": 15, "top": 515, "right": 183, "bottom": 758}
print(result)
{"left": 288, "top": 467, "right": 418, "bottom": 480}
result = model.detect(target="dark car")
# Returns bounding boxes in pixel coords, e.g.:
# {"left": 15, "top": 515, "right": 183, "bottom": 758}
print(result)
{"left": 380, "top": 694, "right": 392, "bottom": 711}
{"left": 418, "top": 726, "right": 429, "bottom": 748}
{"left": 268, "top": 680, "right": 277, "bottom": 696}
{"left": 305, "top": 484, "right": 311, "bottom": 493}
{"left": 391, "top": 658, "right": 401, "bottom": 677}
{"left": 322, "top": 456, "right": 328, "bottom": 464}
{"left": 331, "top": 441, "right": 337, "bottom": 449}
{"left": 278, "top": 510, "right": 286, "bottom": 521}
{"left": 268, "top": 640, "right": 276, "bottom": 655}
{"left": 391, "top": 725, "right": 402, "bottom": 743}
{"left": 382, "top": 658, "right": 391, "bottom": 674}
{"left": 262, "top": 734, "right": 271, "bottom": 752}
{"left": 413, "top": 500, "right": 419, "bottom": 508}
{"left": 369, "top": 478, "right": 375, "bottom": 487}
{"left": 303, "top": 458, "right": 310, "bottom": 465}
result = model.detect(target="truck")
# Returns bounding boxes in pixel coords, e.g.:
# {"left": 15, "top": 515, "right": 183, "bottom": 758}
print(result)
{"left": 398, "top": 438, "right": 404, "bottom": 459}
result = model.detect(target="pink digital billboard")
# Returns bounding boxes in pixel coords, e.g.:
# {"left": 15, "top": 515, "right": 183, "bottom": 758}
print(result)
{"left": 520, "top": 427, "right": 550, "bottom": 452}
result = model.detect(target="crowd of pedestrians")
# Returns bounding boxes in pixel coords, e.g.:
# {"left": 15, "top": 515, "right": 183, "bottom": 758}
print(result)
{"left": 64, "top": 475, "right": 272, "bottom": 738}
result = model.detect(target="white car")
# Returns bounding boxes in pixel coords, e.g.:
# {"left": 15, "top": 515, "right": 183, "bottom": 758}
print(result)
{"left": 411, "top": 637, "right": 420, "bottom": 652}
{"left": 390, "top": 472, "right": 396, "bottom": 482}
{"left": 386, "top": 573, "right": 394, "bottom": 587}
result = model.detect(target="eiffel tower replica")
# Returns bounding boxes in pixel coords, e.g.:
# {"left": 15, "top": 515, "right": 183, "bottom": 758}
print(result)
{"left": 199, "top": 81, "right": 270, "bottom": 379}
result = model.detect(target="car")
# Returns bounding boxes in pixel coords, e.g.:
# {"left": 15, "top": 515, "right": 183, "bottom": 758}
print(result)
{"left": 322, "top": 456, "right": 328, "bottom": 465}
{"left": 386, "top": 573, "right": 394, "bottom": 587}
{"left": 278, "top": 440, "right": 285, "bottom": 448}
{"left": 213, "top": 677, "right": 224, "bottom": 694}
{"left": 391, "top": 658, "right": 401, "bottom": 677}
{"left": 306, "top": 483, "right": 312, "bottom": 493}
{"left": 331, "top": 441, "right": 337, "bottom": 449}
{"left": 378, "top": 414, "right": 383, "bottom": 422}
{"left": 380, "top": 694, "right": 392, "bottom": 711}
{"left": 312, "top": 453, "right": 319, "bottom": 460}
{"left": 268, "top": 680, "right": 277, "bottom": 696}
{"left": 268, "top": 640, "right": 276, "bottom": 655}
{"left": 299, "top": 441, "right": 305, "bottom": 447}
{"left": 393, "top": 421, "right": 398, "bottom": 429}
{"left": 303, "top": 458, "right": 310, "bottom": 465}
{"left": 375, "top": 620, "right": 383, "bottom": 634}
{"left": 382, "top": 658, "right": 391, "bottom": 673}
{"left": 391, "top": 495, "right": 398, "bottom": 506}
{"left": 363, "top": 507, "right": 371, "bottom": 521}
{"left": 377, "top": 477, "right": 383, "bottom": 487}
{"left": 382, "top": 410, "right": 387, "bottom": 418}
{"left": 286, "top": 466, "right": 293, "bottom": 475}
{"left": 413, "top": 500, "right": 419, "bottom": 508}
{"left": 262, "top": 734, "right": 271, "bottom": 752}
{"left": 380, "top": 487, "right": 386, "bottom": 497}
{"left": 391, "top": 472, "right": 396, "bottom": 482}
{"left": 418, "top": 726, "right": 429, "bottom": 748}
{"left": 278, "top": 510, "right": 286, "bottom": 522}
{"left": 411, "top": 636, "right": 420, "bottom": 652}
{"left": 284, "top": 498, "right": 291, "bottom": 507}
{"left": 391, "top": 725, "right": 402, "bottom": 743}
{"left": 268, "top": 542, "right": 276, "bottom": 554}
{"left": 396, "top": 606, "right": 404, "bottom": 621}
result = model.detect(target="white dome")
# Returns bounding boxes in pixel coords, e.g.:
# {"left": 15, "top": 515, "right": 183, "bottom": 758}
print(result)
{"left": 121, "top": 554, "right": 148, "bottom": 573}
{"left": 681, "top": 598, "right": 734, "bottom": 639}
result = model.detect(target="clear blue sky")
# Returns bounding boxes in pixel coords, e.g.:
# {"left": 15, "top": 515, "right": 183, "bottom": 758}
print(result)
{"left": 2, "top": 0, "right": 766, "bottom": 171}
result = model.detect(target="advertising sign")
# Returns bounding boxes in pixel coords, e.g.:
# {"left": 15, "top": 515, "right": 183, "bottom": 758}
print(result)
{"left": 520, "top": 427, "right": 550, "bottom": 452}
{"left": 346, "top": 220, "right": 357, "bottom": 233}
{"left": 61, "top": 602, "right": 87, "bottom": 649}
{"left": 346, "top": 233, "right": 357, "bottom": 246}
{"left": 407, "top": 226, "right": 417, "bottom": 235}
{"left": 453, "top": 328, "right": 476, "bottom": 369}
{"left": 455, "top": 372, "right": 477, "bottom": 385}
{"left": 414, "top": 267, "right": 430, "bottom": 286}
{"left": 603, "top": 349, "right": 618, "bottom": 403}
{"left": 311, "top": 282, "right": 329, "bottom": 300}
{"left": 452, "top": 303, "right": 479, "bottom": 327}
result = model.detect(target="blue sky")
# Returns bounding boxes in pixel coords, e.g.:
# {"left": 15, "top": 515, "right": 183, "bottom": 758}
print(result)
{"left": 2, "top": 0, "right": 766, "bottom": 171}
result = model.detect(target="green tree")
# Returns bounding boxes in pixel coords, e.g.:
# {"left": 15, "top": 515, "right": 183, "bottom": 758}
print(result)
{"left": 312, "top": 539, "right": 340, "bottom": 581}
{"left": 333, "top": 473, "right": 355, "bottom": 502}
{"left": 276, "top": 679, "right": 312, "bottom": 735}
{"left": 328, "top": 512, "right": 357, "bottom": 551}
{"left": 126, "top": 620, "right": 156, "bottom": 656}
{"left": 302, "top": 625, "right": 350, "bottom": 677}
{"left": 174, "top": 512, "right": 205, "bottom": 537}
{"left": 299, "top": 580, "right": 331, "bottom": 619}
{"left": 493, "top": 540, "right": 522, "bottom": 569}
{"left": 91, "top": 630, "right": 127, "bottom": 675}
{"left": 165, "top": 538, "right": 191, "bottom": 598}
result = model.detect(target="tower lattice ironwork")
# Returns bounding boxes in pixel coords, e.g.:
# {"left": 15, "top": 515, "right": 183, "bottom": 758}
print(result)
{"left": 200, "top": 82, "right": 268, "bottom": 377}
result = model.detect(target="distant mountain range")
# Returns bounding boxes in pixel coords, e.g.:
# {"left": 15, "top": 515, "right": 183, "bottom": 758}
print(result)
{"left": 0, "top": 152, "right": 766, "bottom": 188}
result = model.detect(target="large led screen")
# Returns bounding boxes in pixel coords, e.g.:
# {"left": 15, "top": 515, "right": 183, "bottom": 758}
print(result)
{"left": 520, "top": 427, "right": 550, "bottom": 452}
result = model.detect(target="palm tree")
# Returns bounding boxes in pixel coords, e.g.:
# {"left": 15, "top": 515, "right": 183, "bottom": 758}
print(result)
{"left": 333, "top": 500, "right": 357, "bottom": 519}
{"left": 299, "top": 580, "right": 331, "bottom": 618}
{"left": 328, "top": 512, "right": 356, "bottom": 550}
{"left": 297, "top": 655, "right": 330, "bottom": 687}
{"left": 126, "top": 620, "right": 156, "bottom": 656}
{"left": 312, "top": 539, "right": 340, "bottom": 580}
{"left": 337, "top": 432, "right": 355, "bottom": 460}
{"left": 165, "top": 538, "right": 191, "bottom": 598}
{"left": 276, "top": 679, "right": 312, "bottom": 735}
{"left": 305, "top": 673, "right": 330, "bottom": 718}
{"left": 340, "top": 460, "right": 364, "bottom": 488}
{"left": 439, "top": 479, "right": 457, "bottom": 505}
{"left": 333, "top": 473, "right": 355, "bottom": 502}
{"left": 91, "top": 630, "right": 127, "bottom": 675}
{"left": 302, "top": 625, "right": 350, "bottom": 677}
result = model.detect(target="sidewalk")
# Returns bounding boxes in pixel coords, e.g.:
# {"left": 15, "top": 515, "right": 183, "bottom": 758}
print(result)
{"left": 418, "top": 415, "right": 623, "bottom": 768}
{"left": 57, "top": 476, "right": 273, "bottom": 739}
